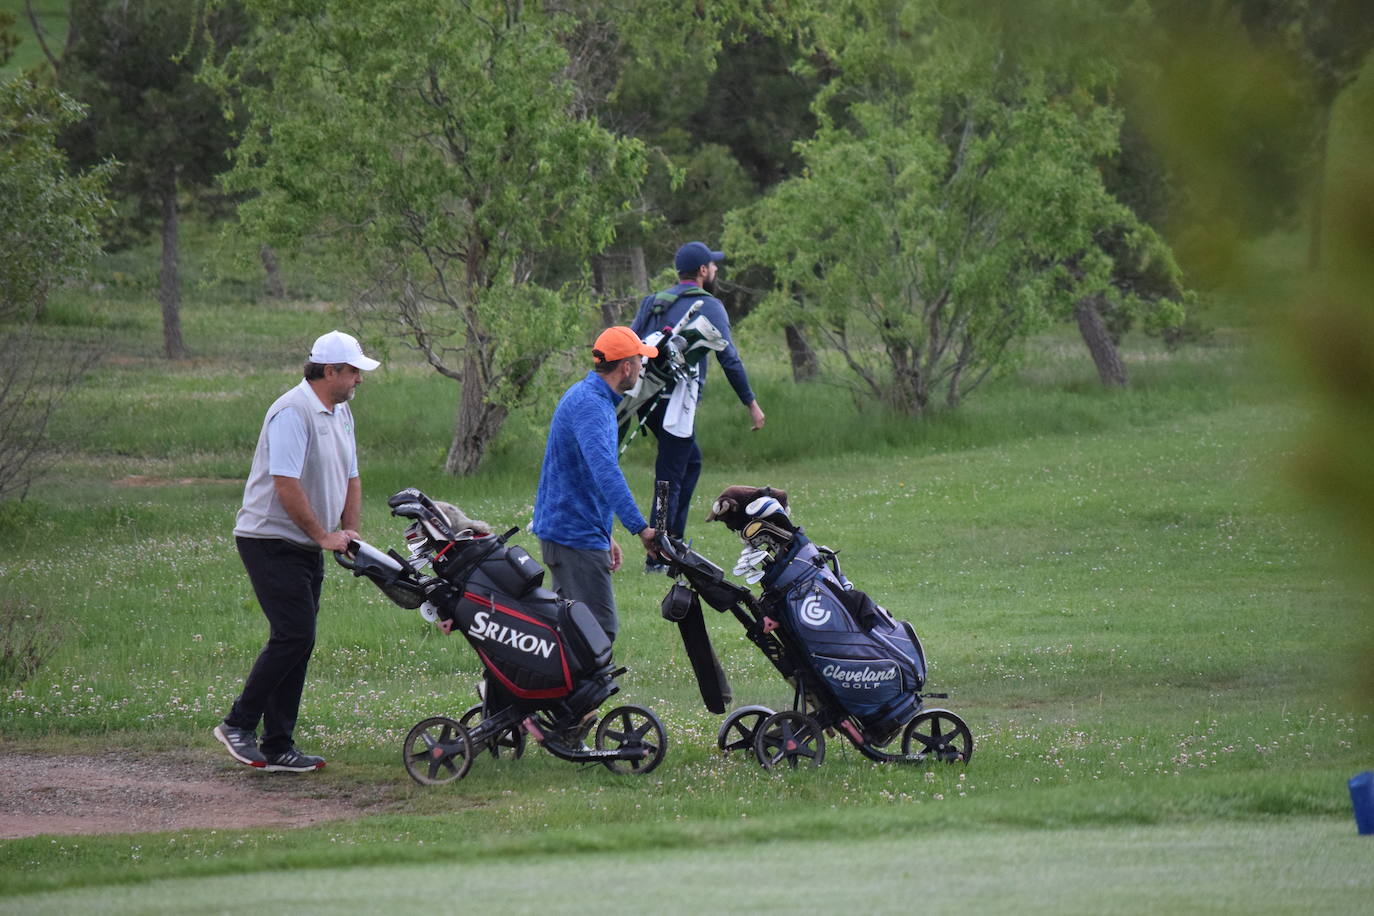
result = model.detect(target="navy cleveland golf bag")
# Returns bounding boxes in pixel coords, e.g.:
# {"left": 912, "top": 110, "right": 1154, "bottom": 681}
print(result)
{"left": 756, "top": 529, "right": 927, "bottom": 743}
{"left": 657, "top": 483, "right": 972, "bottom": 769}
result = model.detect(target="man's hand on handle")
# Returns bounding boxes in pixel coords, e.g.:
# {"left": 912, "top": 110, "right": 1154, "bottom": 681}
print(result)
{"left": 320, "top": 529, "right": 357, "bottom": 553}
{"left": 639, "top": 526, "right": 660, "bottom": 559}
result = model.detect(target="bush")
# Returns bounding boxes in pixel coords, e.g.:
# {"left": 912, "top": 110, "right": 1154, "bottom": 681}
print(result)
{"left": 0, "top": 595, "right": 63, "bottom": 687}
{"left": 0, "top": 326, "right": 101, "bottom": 502}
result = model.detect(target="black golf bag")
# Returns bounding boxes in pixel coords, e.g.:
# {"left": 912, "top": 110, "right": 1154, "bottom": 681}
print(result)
{"left": 336, "top": 486, "right": 622, "bottom": 714}
{"left": 337, "top": 488, "right": 667, "bottom": 784}
{"left": 426, "top": 534, "right": 614, "bottom": 706}
{"left": 615, "top": 300, "right": 728, "bottom": 448}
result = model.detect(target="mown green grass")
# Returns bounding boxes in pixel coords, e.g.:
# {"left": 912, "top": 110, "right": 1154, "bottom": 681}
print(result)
{"left": 1, "top": 235, "right": 1370, "bottom": 907}
{"left": 3, "top": 819, "right": 1370, "bottom": 915}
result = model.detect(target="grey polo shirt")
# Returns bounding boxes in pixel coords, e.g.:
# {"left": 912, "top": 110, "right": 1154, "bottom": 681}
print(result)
{"left": 234, "top": 379, "right": 359, "bottom": 549}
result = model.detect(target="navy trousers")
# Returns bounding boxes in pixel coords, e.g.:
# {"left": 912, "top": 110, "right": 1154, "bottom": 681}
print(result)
{"left": 226, "top": 536, "right": 323, "bottom": 756}
{"left": 644, "top": 399, "right": 703, "bottom": 539}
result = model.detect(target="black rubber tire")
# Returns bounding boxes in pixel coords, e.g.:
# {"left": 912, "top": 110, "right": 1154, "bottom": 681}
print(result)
{"left": 458, "top": 704, "right": 527, "bottom": 760}
{"left": 901, "top": 708, "right": 974, "bottom": 763}
{"left": 594, "top": 704, "right": 667, "bottom": 775}
{"left": 717, "top": 705, "right": 775, "bottom": 754}
{"left": 753, "top": 710, "right": 826, "bottom": 770}
{"left": 402, "top": 716, "right": 475, "bottom": 785}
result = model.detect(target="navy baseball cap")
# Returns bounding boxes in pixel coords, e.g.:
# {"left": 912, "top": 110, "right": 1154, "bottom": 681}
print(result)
{"left": 675, "top": 241, "right": 724, "bottom": 275}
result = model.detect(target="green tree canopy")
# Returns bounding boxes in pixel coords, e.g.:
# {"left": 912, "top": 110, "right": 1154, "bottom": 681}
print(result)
{"left": 727, "top": 0, "right": 1184, "bottom": 412}
{"left": 210, "top": 0, "right": 649, "bottom": 474}
{"left": 0, "top": 68, "right": 111, "bottom": 502}
{"left": 57, "top": 0, "right": 250, "bottom": 358}
{"left": 1, "top": 72, "right": 112, "bottom": 320}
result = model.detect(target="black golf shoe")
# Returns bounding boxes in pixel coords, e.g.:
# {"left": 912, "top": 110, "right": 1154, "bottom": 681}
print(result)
{"left": 264, "top": 747, "right": 326, "bottom": 772}
{"left": 214, "top": 723, "right": 267, "bottom": 768}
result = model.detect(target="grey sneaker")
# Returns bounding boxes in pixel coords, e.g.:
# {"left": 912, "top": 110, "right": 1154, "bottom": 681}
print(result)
{"left": 264, "top": 747, "right": 326, "bottom": 772}
{"left": 644, "top": 561, "right": 669, "bottom": 575}
{"left": 214, "top": 723, "right": 267, "bottom": 768}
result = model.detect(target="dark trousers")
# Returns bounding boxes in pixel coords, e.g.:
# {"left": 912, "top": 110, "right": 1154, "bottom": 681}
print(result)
{"left": 226, "top": 536, "right": 323, "bottom": 756}
{"left": 644, "top": 400, "right": 702, "bottom": 539}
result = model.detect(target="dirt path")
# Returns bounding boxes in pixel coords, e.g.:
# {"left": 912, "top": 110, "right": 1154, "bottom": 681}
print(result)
{"left": 0, "top": 751, "right": 383, "bottom": 839}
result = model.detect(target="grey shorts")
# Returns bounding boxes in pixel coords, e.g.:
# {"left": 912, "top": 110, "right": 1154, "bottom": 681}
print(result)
{"left": 538, "top": 539, "right": 617, "bottom": 642}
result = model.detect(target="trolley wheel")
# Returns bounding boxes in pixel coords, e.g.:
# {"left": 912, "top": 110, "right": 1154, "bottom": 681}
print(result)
{"left": 753, "top": 711, "right": 826, "bottom": 770}
{"left": 717, "top": 705, "right": 775, "bottom": 754}
{"left": 901, "top": 708, "right": 973, "bottom": 763}
{"left": 594, "top": 704, "right": 667, "bottom": 775}
{"left": 459, "top": 704, "right": 527, "bottom": 760}
{"left": 402, "top": 716, "right": 475, "bottom": 785}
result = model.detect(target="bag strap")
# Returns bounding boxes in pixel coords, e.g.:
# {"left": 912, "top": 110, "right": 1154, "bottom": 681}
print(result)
{"left": 646, "top": 286, "right": 708, "bottom": 323}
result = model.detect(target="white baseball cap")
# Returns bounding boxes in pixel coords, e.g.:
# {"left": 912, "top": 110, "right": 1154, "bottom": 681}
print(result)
{"left": 309, "top": 330, "right": 380, "bottom": 371}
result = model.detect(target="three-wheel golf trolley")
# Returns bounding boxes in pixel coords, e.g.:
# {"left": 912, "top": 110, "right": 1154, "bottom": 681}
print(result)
{"left": 337, "top": 487, "right": 666, "bottom": 785}
{"left": 655, "top": 483, "right": 973, "bottom": 771}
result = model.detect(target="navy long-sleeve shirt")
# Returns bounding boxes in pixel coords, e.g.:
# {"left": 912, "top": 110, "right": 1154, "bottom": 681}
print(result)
{"left": 630, "top": 283, "right": 755, "bottom": 406}
{"left": 531, "top": 371, "right": 649, "bottom": 551}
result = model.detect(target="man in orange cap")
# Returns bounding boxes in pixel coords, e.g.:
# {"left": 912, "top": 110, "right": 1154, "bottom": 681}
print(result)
{"left": 530, "top": 327, "right": 660, "bottom": 642}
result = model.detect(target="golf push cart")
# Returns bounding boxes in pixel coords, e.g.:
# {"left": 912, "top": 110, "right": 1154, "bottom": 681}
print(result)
{"left": 653, "top": 482, "right": 974, "bottom": 770}
{"left": 336, "top": 488, "right": 666, "bottom": 785}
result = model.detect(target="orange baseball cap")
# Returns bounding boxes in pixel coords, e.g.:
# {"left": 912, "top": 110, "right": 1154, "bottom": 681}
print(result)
{"left": 593, "top": 326, "right": 658, "bottom": 362}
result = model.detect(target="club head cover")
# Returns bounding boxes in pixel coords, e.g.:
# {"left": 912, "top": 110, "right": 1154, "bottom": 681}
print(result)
{"left": 390, "top": 501, "right": 427, "bottom": 521}
{"left": 706, "top": 485, "right": 789, "bottom": 532}
{"left": 387, "top": 487, "right": 426, "bottom": 509}
{"left": 432, "top": 500, "right": 493, "bottom": 536}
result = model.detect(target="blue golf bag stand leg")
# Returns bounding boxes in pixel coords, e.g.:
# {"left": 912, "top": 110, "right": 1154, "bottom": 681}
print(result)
{"left": 1351, "top": 771, "right": 1374, "bottom": 835}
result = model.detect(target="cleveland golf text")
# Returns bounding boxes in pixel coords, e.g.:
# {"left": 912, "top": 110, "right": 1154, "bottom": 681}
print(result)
{"left": 822, "top": 663, "right": 898, "bottom": 687}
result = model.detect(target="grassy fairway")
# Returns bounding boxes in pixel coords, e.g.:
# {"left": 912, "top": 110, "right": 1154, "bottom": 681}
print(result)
{"left": 2, "top": 820, "right": 1370, "bottom": 914}
{"left": 1, "top": 246, "right": 1371, "bottom": 908}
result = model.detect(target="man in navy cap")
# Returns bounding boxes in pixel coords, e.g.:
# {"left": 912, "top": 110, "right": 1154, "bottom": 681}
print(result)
{"left": 630, "top": 242, "right": 765, "bottom": 571}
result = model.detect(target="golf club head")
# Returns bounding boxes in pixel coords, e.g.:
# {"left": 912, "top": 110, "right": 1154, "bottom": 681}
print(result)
{"left": 387, "top": 487, "right": 425, "bottom": 508}
{"left": 388, "top": 487, "right": 440, "bottom": 515}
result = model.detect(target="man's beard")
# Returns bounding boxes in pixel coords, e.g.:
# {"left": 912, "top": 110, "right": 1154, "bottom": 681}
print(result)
{"left": 701, "top": 276, "right": 716, "bottom": 295}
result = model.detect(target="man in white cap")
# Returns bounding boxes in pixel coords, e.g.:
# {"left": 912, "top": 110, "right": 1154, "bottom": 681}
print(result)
{"left": 214, "top": 330, "right": 380, "bottom": 771}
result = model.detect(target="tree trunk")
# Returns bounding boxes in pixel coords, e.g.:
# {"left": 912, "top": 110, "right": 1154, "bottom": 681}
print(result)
{"left": 159, "top": 172, "right": 188, "bottom": 360}
{"left": 1307, "top": 104, "right": 1331, "bottom": 272}
{"left": 628, "top": 245, "right": 649, "bottom": 294}
{"left": 784, "top": 324, "right": 818, "bottom": 382}
{"left": 1074, "top": 295, "right": 1127, "bottom": 387}
{"left": 887, "top": 338, "right": 927, "bottom": 415}
{"left": 593, "top": 253, "right": 618, "bottom": 327}
{"left": 260, "top": 245, "right": 285, "bottom": 299}
{"left": 444, "top": 351, "right": 508, "bottom": 475}
{"left": 946, "top": 335, "right": 974, "bottom": 409}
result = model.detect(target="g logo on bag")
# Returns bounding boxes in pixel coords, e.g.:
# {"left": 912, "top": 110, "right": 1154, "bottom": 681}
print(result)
{"left": 800, "top": 594, "right": 831, "bottom": 628}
